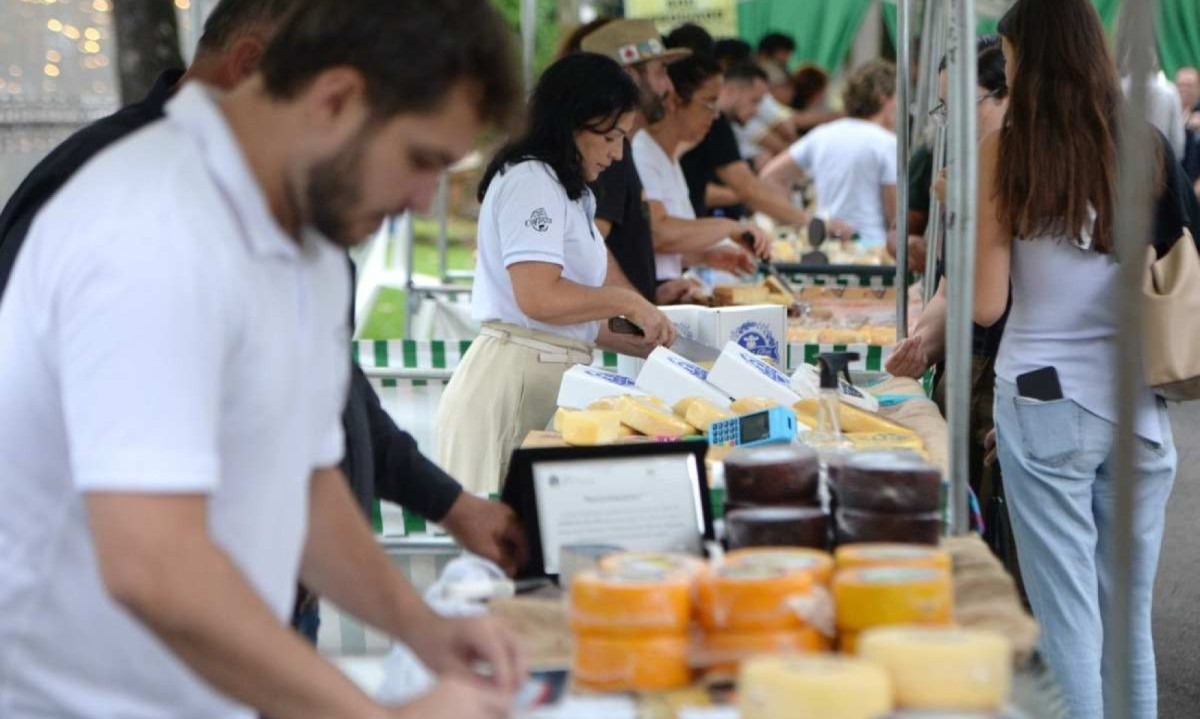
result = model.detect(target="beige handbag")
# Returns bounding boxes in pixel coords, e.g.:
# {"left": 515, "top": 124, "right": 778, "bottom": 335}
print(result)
{"left": 1142, "top": 228, "right": 1200, "bottom": 400}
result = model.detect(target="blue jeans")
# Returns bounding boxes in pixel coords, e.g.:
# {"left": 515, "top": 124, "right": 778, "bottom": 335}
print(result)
{"left": 994, "top": 379, "right": 1175, "bottom": 719}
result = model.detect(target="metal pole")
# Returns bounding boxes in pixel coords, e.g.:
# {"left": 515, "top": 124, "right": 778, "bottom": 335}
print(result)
{"left": 924, "top": 124, "right": 948, "bottom": 304}
{"left": 913, "top": 0, "right": 939, "bottom": 141}
{"left": 944, "top": 0, "right": 976, "bottom": 536}
{"left": 895, "top": 0, "right": 912, "bottom": 338}
{"left": 520, "top": 0, "right": 538, "bottom": 92}
{"left": 435, "top": 172, "right": 450, "bottom": 284}
{"left": 1110, "top": 0, "right": 1158, "bottom": 715}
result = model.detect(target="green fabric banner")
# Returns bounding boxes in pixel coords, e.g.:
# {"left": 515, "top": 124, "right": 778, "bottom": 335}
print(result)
{"left": 882, "top": 0, "right": 1119, "bottom": 45}
{"left": 1158, "top": 0, "right": 1200, "bottom": 76}
{"left": 738, "top": 0, "right": 874, "bottom": 72}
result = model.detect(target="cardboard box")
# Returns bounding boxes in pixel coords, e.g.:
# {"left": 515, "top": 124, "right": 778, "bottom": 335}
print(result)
{"left": 635, "top": 346, "right": 731, "bottom": 409}
{"left": 696, "top": 305, "right": 788, "bottom": 367}
{"left": 706, "top": 341, "right": 802, "bottom": 408}
{"left": 557, "top": 365, "right": 647, "bottom": 410}
{"left": 615, "top": 305, "right": 706, "bottom": 378}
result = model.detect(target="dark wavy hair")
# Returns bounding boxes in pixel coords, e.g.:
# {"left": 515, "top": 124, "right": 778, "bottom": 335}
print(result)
{"left": 479, "top": 52, "right": 639, "bottom": 202}
{"left": 790, "top": 64, "right": 828, "bottom": 110}
{"left": 997, "top": 0, "right": 1121, "bottom": 252}
{"left": 668, "top": 51, "right": 722, "bottom": 104}
{"left": 842, "top": 60, "right": 896, "bottom": 119}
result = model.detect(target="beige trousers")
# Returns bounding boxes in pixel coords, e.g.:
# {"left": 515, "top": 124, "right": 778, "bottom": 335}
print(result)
{"left": 435, "top": 323, "right": 594, "bottom": 495}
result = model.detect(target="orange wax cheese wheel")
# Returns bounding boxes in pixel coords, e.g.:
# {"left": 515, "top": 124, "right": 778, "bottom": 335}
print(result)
{"left": 724, "top": 547, "right": 835, "bottom": 585}
{"left": 835, "top": 543, "right": 951, "bottom": 572}
{"left": 597, "top": 551, "right": 707, "bottom": 579}
{"left": 730, "top": 397, "right": 780, "bottom": 414}
{"left": 739, "top": 655, "right": 894, "bottom": 719}
{"left": 833, "top": 566, "right": 954, "bottom": 633}
{"left": 701, "top": 628, "right": 827, "bottom": 671}
{"left": 857, "top": 626, "right": 1012, "bottom": 710}
{"left": 572, "top": 634, "right": 690, "bottom": 692}
{"left": 569, "top": 569, "right": 691, "bottom": 636}
{"left": 698, "top": 558, "right": 814, "bottom": 632}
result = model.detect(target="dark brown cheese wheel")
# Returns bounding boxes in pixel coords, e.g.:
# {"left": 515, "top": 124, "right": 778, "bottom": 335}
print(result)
{"left": 725, "top": 506, "right": 830, "bottom": 550}
{"left": 834, "top": 508, "right": 941, "bottom": 546}
{"left": 829, "top": 451, "right": 942, "bottom": 514}
{"left": 724, "top": 445, "right": 820, "bottom": 505}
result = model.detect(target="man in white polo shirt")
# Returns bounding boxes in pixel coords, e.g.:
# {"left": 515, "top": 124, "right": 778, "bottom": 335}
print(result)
{"left": 0, "top": 1, "right": 524, "bottom": 718}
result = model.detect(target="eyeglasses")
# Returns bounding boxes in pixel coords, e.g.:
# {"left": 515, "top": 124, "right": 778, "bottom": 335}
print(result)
{"left": 928, "top": 88, "right": 1002, "bottom": 125}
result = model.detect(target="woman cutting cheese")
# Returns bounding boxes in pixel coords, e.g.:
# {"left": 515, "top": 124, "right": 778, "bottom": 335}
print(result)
{"left": 436, "top": 53, "right": 676, "bottom": 494}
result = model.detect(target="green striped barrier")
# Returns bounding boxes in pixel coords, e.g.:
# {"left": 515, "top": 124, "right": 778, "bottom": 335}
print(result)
{"left": 787, "top": 273, "right": 894, "bottom": 289}
{"left": 786, "top": 343, "right": 891, "bottom": 372}
{"left": 353, "top": 339, "right": 619, "bottom": 371}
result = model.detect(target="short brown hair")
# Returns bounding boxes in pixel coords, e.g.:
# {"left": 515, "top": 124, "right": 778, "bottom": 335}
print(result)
{"left": 842, "top": 60, "right": 896, "bottom": 119}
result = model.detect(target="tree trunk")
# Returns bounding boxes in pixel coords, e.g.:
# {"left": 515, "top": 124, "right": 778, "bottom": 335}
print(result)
{"left": 111, "top": 0, "right": 184, "bottom": 104}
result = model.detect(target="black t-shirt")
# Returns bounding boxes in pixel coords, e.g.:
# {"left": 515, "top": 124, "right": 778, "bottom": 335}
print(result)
{"left": 909, "top": 144, "right": 934, "bottom": 214}
{"left": 680, "top": 114, "right": 745, "bottom": 217}
{"left": 591, "top": 140, "right": 656, "bottom": 301}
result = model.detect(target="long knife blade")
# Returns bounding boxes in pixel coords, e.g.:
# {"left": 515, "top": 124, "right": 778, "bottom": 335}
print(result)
{"left": 608, "top": 317, "right": 721, "bottom": 363}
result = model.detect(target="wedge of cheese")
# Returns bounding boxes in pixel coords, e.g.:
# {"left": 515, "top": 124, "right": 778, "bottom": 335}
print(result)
{"left": 673, "top": 397, "right": 733, "bottom": 433}
{"left": 730, "top": 397, "right": 781, "bottom": 414}
{"left": 616, "top": 396, "right": 695, "bottom": 438}
{"left": 793, "top": 399, "right": 915, "bottom": 436}
{"left": 561, "top": 410, "right": 622, "bottom": 446}
{"left": 714, "top": 284, "right": 771, "bottom": 306}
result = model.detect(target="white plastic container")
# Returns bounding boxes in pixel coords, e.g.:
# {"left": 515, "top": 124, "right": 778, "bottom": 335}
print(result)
{"left": 635, "top": 346, "right": 731, "bottom": 409}
{"left": 696, "top": 305, "right": 788, "bottom": 368}
{"left": 706, "top": 341, "right": 802, "bottom": 408}
{"left": 557, "top": 365, "right": 647, "bottom": 409}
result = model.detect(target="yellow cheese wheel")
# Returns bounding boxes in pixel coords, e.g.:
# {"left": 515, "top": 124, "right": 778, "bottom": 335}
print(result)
{"left": 858, "top": 626, "right": 1012, "bottom": 710}
{"left": 597, "top": 551, "right": 707, "bottom": 579}
{"left": 835, "top": 544, "right": 951, "bottom": 572}
{"left": 739, "top": 655, "right": 894, "bottom": 719}
{"left": 569, "top": 569, "right": 691, "bottom": 636}
{"left": 845, "top": 432, "right": 925, "bottom": 452}
{"left": 561, "top": 410, "right": 622, "bottom": 446}
{"left": 698, "top": 558, "right": 814, "bottom": 632}
{"left": 730, "top": 397, "right": 780, "bottom": 414}
{"left": 572, "top": 634, "right": 690, "bottom": 692}
{"left": 793, "top": 399, "right": 916, "bottom": 435}
{"left": 684, "top": 399, "right": 733, "bottom": 432}
{"left": 616, "top": 396, "right": 695, "bottom": 438}
{"left": 833, "top": 566, "right": 954, "bottom": 634}
{"left": 724, "top": 547, "right": 835, "bottom": 585}
{"left": 700, "top": 628, "right": 827, "bottom": 672}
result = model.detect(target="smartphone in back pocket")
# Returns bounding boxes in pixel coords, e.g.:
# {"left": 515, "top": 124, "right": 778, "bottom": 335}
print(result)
{"left": 1016, "top": 366, "right": 1063, "bottom": 401}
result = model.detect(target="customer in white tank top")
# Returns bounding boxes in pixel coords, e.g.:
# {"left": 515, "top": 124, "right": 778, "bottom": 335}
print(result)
{"left": 977, "top": 4, "right": 1178, "bottom": 718}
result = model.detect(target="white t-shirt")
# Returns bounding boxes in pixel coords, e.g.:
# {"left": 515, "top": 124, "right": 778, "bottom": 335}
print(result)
{"left": 631, "top": 130, "right": 694, "bottom": 280}
{"left": 472, "top": 160, "right": 607, "bottom": 343}
{"left": 1122, "top": 72, "right": 1186, "bottom": 159}
{"left": 0, "top": 84, "right": 350, "bottom": 719}
{"left": 788, "top": 118, "right": 897, "bottom": 248}
{"left": 735, "top": 94, "right": 792, "bottom": 158}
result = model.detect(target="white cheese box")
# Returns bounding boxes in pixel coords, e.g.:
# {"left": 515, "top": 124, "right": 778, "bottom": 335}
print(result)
{"left": 696, "top": 305, "right": 787, "bottom": 367}
{"left": 790, "top": 364, "right": 880, "bottom": 412}
{"left": 707, "top": 341, "right": 801, "bottom": 408}
{"left": 557, "top": 365, "right": 647, "bottom": 410}
{"left": 616, "top": 305, "right": 706, "bottom": 378}
{"left": 635, "top": 346, "right": 731, "bottom": 409}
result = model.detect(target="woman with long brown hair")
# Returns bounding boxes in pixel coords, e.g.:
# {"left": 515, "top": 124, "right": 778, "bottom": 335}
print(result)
{"left": 978, "top": 2, "right": 1180, "bottom": 717}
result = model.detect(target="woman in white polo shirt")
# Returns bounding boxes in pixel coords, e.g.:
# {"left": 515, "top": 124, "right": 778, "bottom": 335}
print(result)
{"left": 436, "top": 53, "right": 676, "bottom": 494}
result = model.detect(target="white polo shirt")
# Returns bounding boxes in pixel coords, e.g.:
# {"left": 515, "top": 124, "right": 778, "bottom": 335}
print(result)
{"left": 0, "top": 84, "right": 350, "bottom": 718}
{"left": 788, "top": 117, "right": 897, "bottom": 248}
{"left": 631, "top": 130, "right": 694, "bottom": 280}
{"left": 471, "top": 160, "right": 607, "bottom": 343}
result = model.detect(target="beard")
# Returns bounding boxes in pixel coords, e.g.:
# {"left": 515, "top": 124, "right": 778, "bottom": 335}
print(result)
{"left": 637, "top": 75, "right": 668, "bottom": 124}
{"left": 304, "top": 128, "right": 372, "bottom": 249}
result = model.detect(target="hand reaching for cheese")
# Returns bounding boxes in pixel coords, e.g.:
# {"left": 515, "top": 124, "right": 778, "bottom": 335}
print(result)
{"left": 885, "top": 336, "right": 930, "bottom": 379}
{"left": 703, "top": 243, "right": 758, "bottom": 274}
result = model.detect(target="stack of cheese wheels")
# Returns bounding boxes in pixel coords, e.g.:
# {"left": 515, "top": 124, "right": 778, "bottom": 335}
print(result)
{"left": 835, "top": 543, "right": 952, "bottom": 573}
{"left": 569, "top": 554, "right": 697, "bottom": 692}
{"left": 739, "top": 655, "right": 894, "bottom": 719}
{"left": 697, "top": 549, "right": 829, "bottom": 670}
{"left": 722, "top": 444, "right": 828, "bottom": 550}
{"left": 832, "top": 565, "right": 954, "bottom": 654}
{"left": 828, "top": 451, "right": 944, "bottom": 546}
{"left": 858, "top": 626, "right": 1013, "bottom": 711}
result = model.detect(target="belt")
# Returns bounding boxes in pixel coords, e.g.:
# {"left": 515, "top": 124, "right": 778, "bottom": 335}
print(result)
{"left": 479, "top": 325, "right": 595, "bottom": 365}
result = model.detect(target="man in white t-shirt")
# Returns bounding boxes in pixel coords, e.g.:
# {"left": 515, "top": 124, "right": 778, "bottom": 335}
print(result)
{"left": 762, "top": 60, "right": 899, "bottom": 249}
{"left": 0, "top": 2, "right": 526, "bottom": 718}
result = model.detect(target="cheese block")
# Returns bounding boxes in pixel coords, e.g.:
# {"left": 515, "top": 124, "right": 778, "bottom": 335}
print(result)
{"left": 561, "top": 410, "right": 622, "bottom": 446}
{"left": 552, "top": 407, "right": 574, "bottom": 433}
{"left": 708, "top": 342, "right": 802, "bottom": 409}
{"left": 845, "top": 432, "right": 926, "bottom": 453}
{"left": 833, "top": 566, "right": 954, "bottom": 634}
{"left": 724, "top": 444, "right": 820, "bottom": 505}
{"left": 858, "top": 627, "right": 1012, "bottom": 710}
{"left": 572, "top": 634, "right": 690, "bottom": 692}
{"left": 790, "top": 364, "right": 881, "bottom": 412}
{"left": 835, "top": 544, "right": 952, "bottom": 573}
{"left": 787, "top": 325, "right": 823, "bottom": 343}
{"left": 597, "top": 551, "right": 707, "bottom": 580}
{"left": 613, "top": 395, "right": 696, "bottom": 439}
{"left": 569, "top": 568, "right": 691, "bottom": 636}
{"left": 699, "top": 628, "right": 826, "bottom": 672}
{"left": 697, "top": 556, "right": 815, "bottom": 632}
{"left": 725, "top": 507, "right": 830, "bottom": 551}
{"left": 830, "top": 451, "right": 943, "bottom": 514}
{"left": 673, "top": 397, "right": 733, "bottom": 432}
{"left": 865, "top": 325, "right": 898, "bottom": 345}
{"left": 835, "top": 508, "right": 942, "bottom": 546}
{"left": 557, "top": 366, "right": 647, "bottom": 409}
{"left": 588, "top": 395, "right": 665, "bottom": 411}
{"left": 714, "top": 284, "right": 771, "bottom": 305}
{"left": 793, "top": 398, "right": 915, "bottom": 435}
{"left": 724, "top": 547, "right": 835, "bottom": 585}
{"left": 635, "top": 346, "right": 731, "bottom": 410}
{"left": 730, "top": 396, "right": 781, "bottom": 414}
{"left": 739, "top": 656, "right": 894, "bottom": 719}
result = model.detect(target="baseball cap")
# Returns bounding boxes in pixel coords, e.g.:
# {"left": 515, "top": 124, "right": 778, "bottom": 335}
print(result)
{"left": 581, "top": 19, "right": 691, "bottom": 67}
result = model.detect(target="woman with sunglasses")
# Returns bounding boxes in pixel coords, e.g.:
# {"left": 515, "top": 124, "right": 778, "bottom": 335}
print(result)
{"left": 436, "top": 53, "right": 676, "bottom": 495}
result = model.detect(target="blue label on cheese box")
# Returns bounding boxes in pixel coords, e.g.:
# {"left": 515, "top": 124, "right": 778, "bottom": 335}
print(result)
{"left": 667, "top": 354, "right": 710, "bottom": 380}
{"left": 743, "top": 348, "right": 790, "bottom": 385}
{"left": 733, "top": 321, "right": 781, "bottom": 363}
{"left": 583, "top": 367, "right": 636, "bottom": 386}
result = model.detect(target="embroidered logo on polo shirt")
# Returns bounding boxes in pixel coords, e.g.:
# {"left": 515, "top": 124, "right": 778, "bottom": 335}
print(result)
{"left": 525, "top": 208, "right": 552, "bottom": 233}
